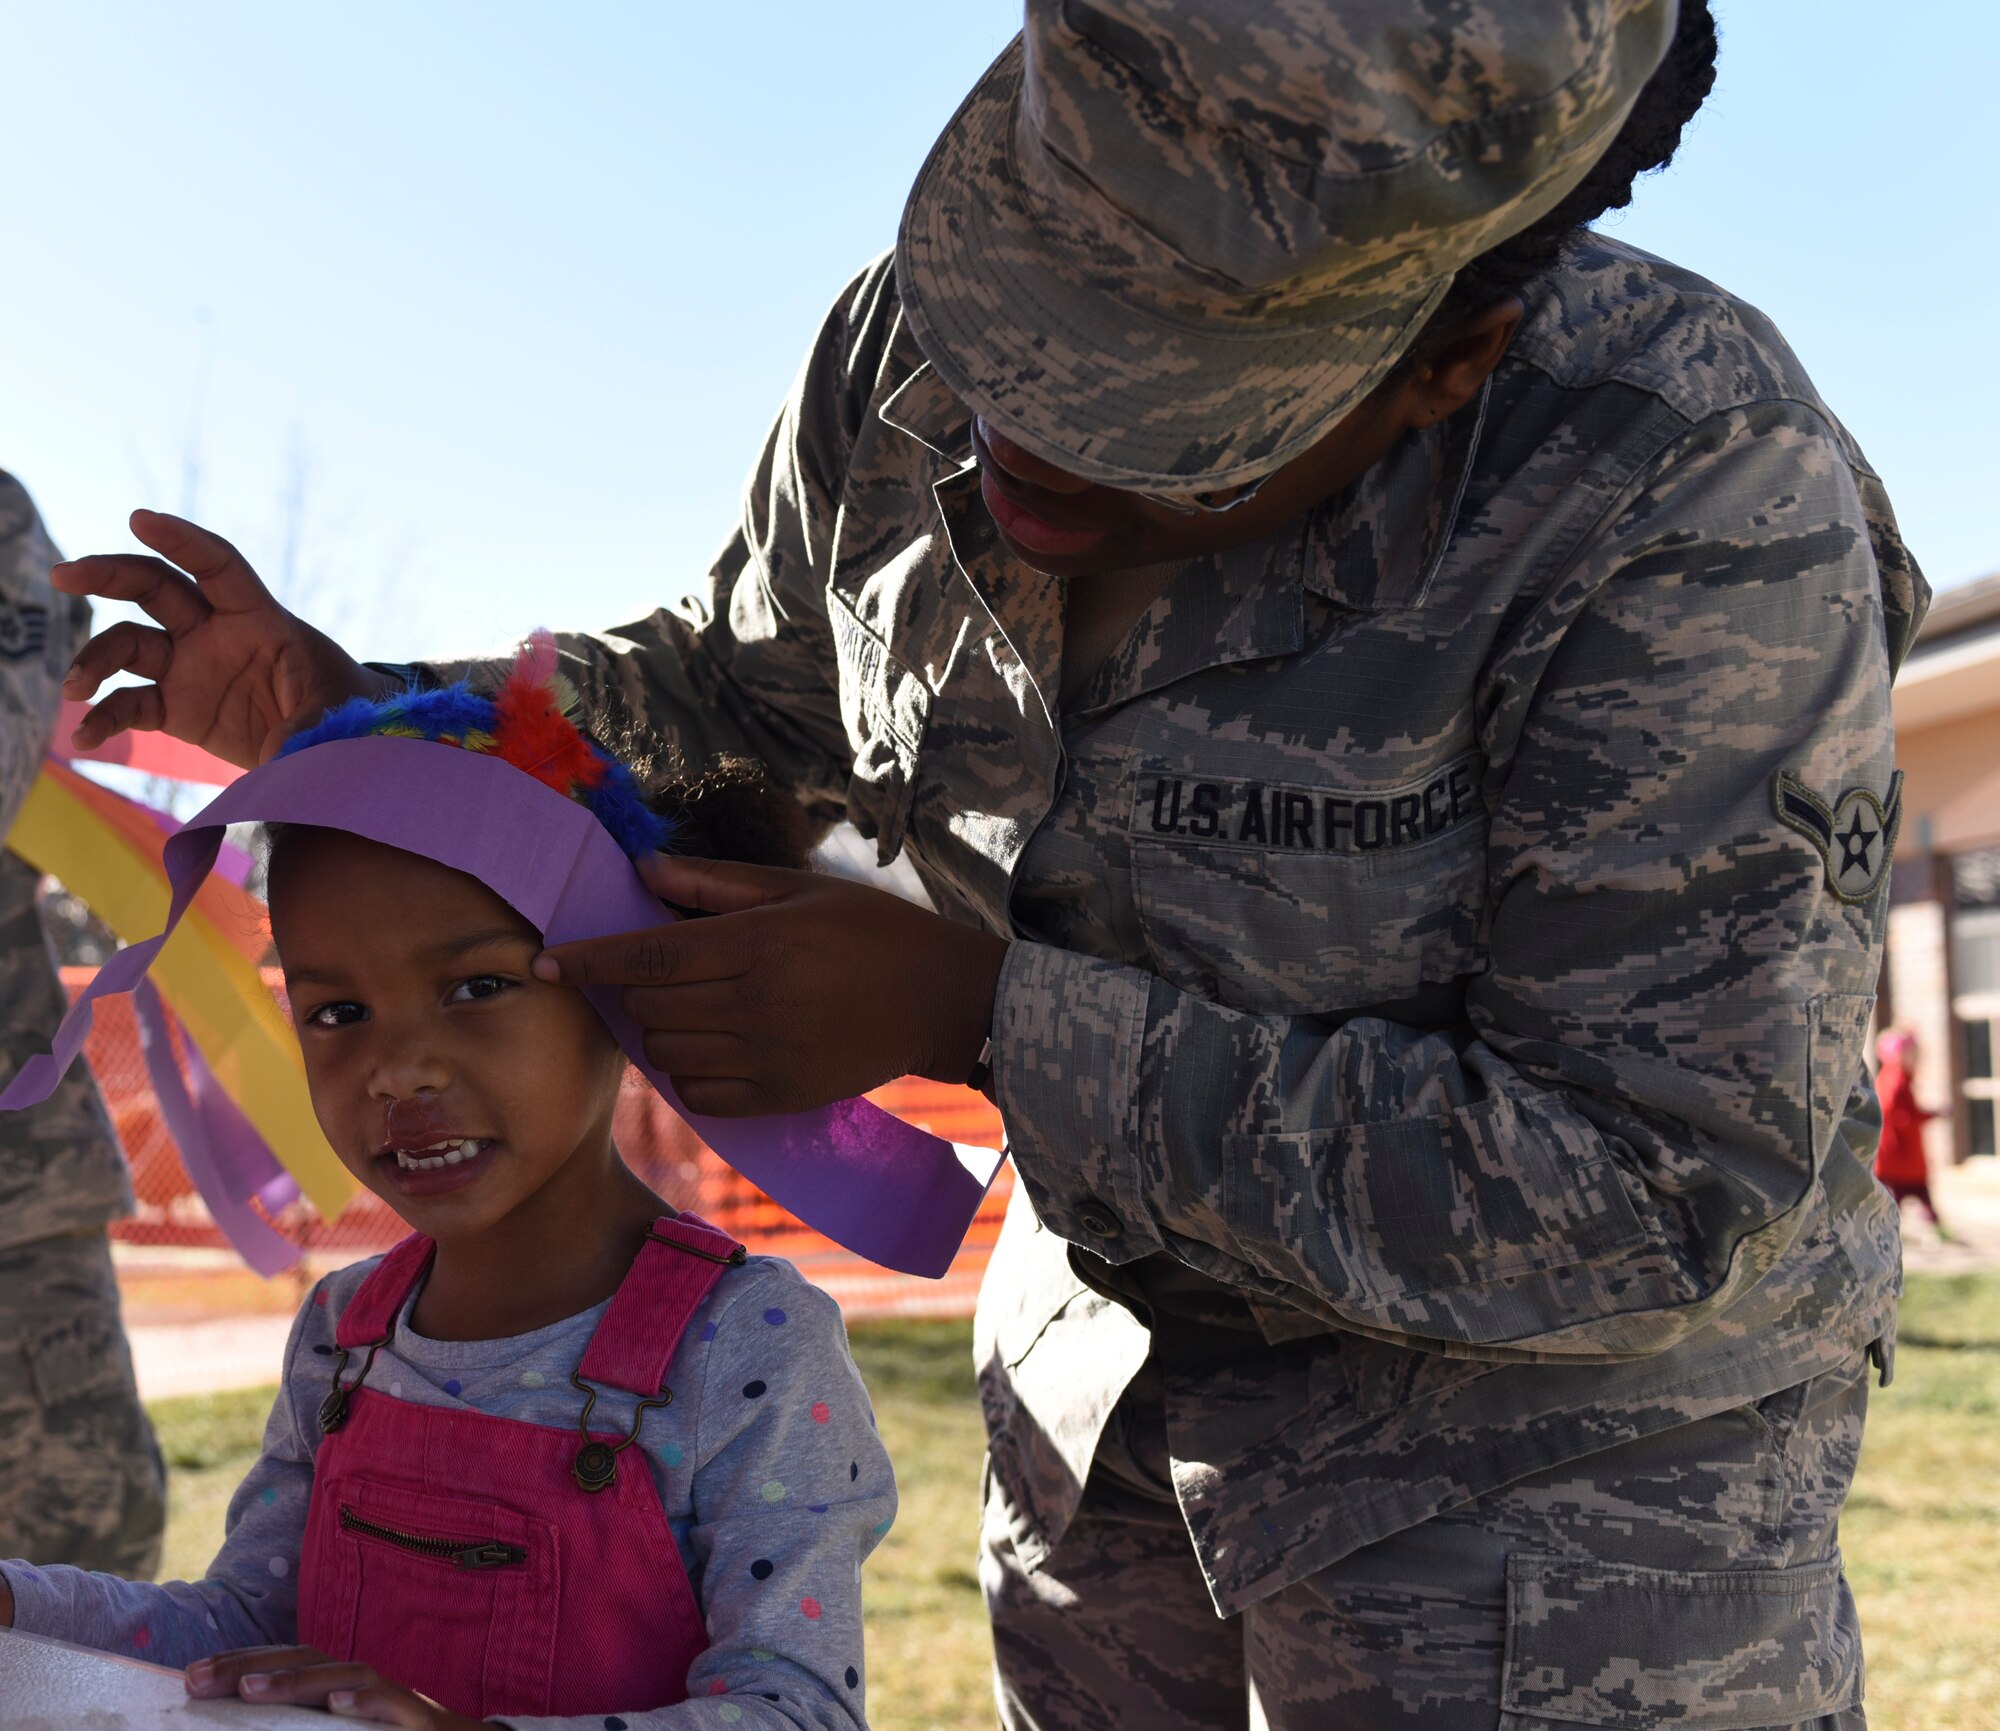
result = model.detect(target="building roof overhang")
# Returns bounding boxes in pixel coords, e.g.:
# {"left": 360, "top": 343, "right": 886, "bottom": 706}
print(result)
{"left": 1897, "top": 569, "right": 2000, "bottom": 734}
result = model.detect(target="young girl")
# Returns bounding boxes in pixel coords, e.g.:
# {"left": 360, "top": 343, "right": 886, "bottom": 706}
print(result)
{"left": 0, "top": 649, "right": 894, "bottom": 1730}
{"left": 1874, "top": 1027, "right": 1946, "bottom": 1231}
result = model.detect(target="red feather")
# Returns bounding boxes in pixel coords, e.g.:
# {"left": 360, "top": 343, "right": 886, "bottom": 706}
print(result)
{"left": 490, "top": 643, "right": 605, "bottom": 794}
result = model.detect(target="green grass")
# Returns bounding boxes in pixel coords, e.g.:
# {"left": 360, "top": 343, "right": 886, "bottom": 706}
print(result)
{"left": 148, "top": 1279, "right": 2000, "bottom": 1731}
{"left": 847, "top": 1321, "right": 994, "bottom": 1731}
{"left": 1840, "top": 1274, "right": 2000, "bottom": 1730}
{"left": 152, "top": 1385, "right": 275, "bottom": 1586}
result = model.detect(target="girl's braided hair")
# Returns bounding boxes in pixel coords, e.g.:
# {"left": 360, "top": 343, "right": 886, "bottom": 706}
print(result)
{"left": 1398, "top": 0, "right": 1720, "bottom": 365}
{"left": 594, "top": 714, "right": 820, "bottom": 871}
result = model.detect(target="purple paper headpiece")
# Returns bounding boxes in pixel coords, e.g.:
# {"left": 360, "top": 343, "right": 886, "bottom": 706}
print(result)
{"left": 0, "top": 736, "right": 998, "bottom": 1277}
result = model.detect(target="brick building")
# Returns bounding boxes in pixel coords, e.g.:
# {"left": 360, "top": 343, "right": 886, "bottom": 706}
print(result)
{"left": 1886, "top": 572, "right": 2000, "bottom": 1166}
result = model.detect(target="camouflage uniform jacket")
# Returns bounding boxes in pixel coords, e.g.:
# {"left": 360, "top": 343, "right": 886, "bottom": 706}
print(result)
{"left": 507, "top": 236, "right": 1922, "bottom": 1617}
{"left": 0, "top": 473, "right": 131, "bottom": 1253}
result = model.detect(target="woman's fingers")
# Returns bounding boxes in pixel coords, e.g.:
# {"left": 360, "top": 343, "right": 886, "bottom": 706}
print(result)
{"left": 128, "top": 508, "right": 275, "bottom": 608}
{"left": 636, "top": 852, "right": 798, "bottom": 916}
{"left": 673, "top": 1074, "right": 767, "bottom": 1119}
{"left": 536, "top": 916, "right": 749, "bottom": 991}
{"left": 621, "top": 980, "right": 746, "bottom": 1034}
{"left": 50, "top": 553, "right": 210, "bottom": 636}
{"left": 60, "top": 618, "right": 173, "bottom": 701}
{"left": 67, "top": 683, "right": 167, "bottom": 751}
{"left": 639, "top": 1028, "right": 760, "bottom": 1080}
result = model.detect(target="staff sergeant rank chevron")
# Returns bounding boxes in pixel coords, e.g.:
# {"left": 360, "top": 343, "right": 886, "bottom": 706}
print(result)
{"left": 1774, "top": 769, "right": 1903, "bottom": 904}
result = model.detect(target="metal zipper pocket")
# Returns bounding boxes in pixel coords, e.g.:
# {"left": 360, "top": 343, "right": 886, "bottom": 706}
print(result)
{"left": 338, "top": 1504, "right": 527, "bottom": 1571}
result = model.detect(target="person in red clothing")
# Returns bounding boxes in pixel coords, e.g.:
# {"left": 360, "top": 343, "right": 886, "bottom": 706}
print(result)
{"left": 1875, "top": 1028, "right": 1944, "bottom": 1228}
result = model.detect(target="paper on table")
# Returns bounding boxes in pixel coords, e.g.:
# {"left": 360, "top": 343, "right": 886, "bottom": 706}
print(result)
{"left": 0, "top": 1627, "right": 327, "bottom": 1728}
{"left": 0, "top": 737, "right": 1000, "bottom": 1277}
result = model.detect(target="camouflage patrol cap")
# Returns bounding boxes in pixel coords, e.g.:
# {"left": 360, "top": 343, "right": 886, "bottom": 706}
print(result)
{"left": 896, "top": 0, "right": 1679, "bottom": 493}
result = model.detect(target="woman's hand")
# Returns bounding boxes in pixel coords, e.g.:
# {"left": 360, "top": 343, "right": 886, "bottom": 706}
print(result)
{"left": 534, "top": 856, "right": 1009, "bottom": 1117}
{"left": 54, "top": 510, "right": 393, "bottom": 768}
{"left": 185, "top": 1647, "right": 482, "bottom": 1727}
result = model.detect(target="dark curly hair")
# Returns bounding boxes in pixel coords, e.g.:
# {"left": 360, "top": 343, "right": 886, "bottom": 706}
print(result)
{"left": 1397, "top": 0, "right": 1719, "bottom": 365}
{"left": 646, "top": 755, "right": 818, "bottom": 871}
{"left": 590, "top": 712, "right": 821, "bottom": 870}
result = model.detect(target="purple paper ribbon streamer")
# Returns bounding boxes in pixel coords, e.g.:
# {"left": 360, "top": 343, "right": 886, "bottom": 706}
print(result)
{"left": 4, "top": 737, "right": 997, "bottom": 1277}
{"left": 137, "top": 795, "right": 257, "bottom": 888}
{"left": 132, "top": 980, "right": 302, "bottom": 1278}
{"left": 39, "top": 760, "right": 302, "bottom": 1277}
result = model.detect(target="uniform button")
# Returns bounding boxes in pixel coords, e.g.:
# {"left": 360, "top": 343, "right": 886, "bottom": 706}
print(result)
{"left": 1076, "top": 1201, "right": 1122, "bottom": 1238}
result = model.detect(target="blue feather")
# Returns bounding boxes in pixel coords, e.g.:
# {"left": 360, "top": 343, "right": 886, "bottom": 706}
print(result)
{"left": 278, "top": 694, "right": 397, "bottom": 755}
{"left": 276, "top": 673, "right": 673, "bottom": 860}
{"left": 588, "top": 761, "right": 676, "bottom": 858}
{"left": 394, "top": 686, "right": 498, "bottom": 738}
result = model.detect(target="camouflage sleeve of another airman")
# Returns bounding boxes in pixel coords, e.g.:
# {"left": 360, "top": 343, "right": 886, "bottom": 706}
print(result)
{"left": 0, "top": 474, "right": 78, "bottom": 840}
{"left": 996, "top": 402, "right": 1913, "bottom": 1361}
{"left": 421, "top": 261, "right": 907, "bottom": 826}
{"left": 0, "top": 474, "right": 131, "bottom": 1250}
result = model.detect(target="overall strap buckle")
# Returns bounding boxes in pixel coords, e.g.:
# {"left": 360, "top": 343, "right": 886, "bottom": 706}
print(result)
{"left": 565, "top": 1212, "right": 745, "bottom": 1489}
{"left": 567, "top": 1370, "right": 671, "bottom": 1493}
{"left": 318, "top": 1335, "right": 391, "bottom": 1435}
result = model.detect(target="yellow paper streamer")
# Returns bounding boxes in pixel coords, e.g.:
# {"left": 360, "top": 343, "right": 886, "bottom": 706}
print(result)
{"left": 8, "top": 767, "right": 354, "bottom": 1218}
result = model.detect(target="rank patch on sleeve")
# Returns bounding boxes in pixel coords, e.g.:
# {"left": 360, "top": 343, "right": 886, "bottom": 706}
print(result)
{"left": 1773, "top": 769, "right": 1901, "bottom": 903}
{"left": 0, "top": 601, "right": 47, "bottom": 661}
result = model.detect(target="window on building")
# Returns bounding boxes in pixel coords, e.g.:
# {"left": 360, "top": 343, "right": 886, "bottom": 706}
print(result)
{"left": 1956, "top": 847, "right": 2000, "bottom": 912}
{"left": 1950, "top": 895, "right": 2000, "bottom": 1158}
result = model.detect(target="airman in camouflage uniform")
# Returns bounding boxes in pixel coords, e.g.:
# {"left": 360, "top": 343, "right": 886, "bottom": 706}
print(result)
{"left": 501, "top": 6, "right": 1909, "bottom": 1722}
{"left": 0, "top": 473, "right": 165, "bottom": 1577}
{"left": 55, "top": 0, "right": 1915, "bottom": 1721}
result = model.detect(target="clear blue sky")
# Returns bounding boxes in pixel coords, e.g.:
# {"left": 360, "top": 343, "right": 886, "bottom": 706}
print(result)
{"left": 1, "top": 2, "right": 1992, "bottom": 665}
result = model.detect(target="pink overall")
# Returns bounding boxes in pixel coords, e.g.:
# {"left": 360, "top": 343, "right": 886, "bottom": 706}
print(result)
{"left": 296, "top": 1214, "right": 743, "bottom": 1721}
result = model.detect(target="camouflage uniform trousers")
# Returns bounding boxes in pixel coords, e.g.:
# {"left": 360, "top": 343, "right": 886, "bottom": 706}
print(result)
{"left": 0, "top": 1228, "right": 165, "bottom": 1576}
{"left": 982, "top": 1354, "right": 1869, "bottom": 1731}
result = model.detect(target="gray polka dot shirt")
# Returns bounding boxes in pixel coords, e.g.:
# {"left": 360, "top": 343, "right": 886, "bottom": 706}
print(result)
{"left": 1, "top": 1252, "right": 896, "bottom": 1729}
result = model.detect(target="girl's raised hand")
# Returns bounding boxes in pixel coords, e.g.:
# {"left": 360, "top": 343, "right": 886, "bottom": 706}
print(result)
{"left": 185, "top": 1647, "right": 482, "bottom": 1727}
{"left": 54, "top": 509, "right": 393, "bottom": 768}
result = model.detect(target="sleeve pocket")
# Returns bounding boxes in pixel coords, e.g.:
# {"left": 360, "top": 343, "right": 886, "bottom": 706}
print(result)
{"left": 1500, "top": 1553, "right": 1863, "bottom": 1728}
{"left": 1222, "top": 1091, "right": 1647, "bottom": 1309}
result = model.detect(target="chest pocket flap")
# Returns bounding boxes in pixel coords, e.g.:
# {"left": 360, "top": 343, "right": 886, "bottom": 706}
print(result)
{"left": 1128, "top": 757, "right": 1487, "bottom": 1015}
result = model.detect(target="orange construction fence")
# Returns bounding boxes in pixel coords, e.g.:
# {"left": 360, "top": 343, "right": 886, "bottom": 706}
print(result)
{"left": 65, "top": 968, "right": 1011, "bottom": 1319}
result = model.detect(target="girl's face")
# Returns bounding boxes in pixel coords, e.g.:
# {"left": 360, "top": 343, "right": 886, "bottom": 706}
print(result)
{"left": 267, "top": 828, "right": 629, "bottom": 1242}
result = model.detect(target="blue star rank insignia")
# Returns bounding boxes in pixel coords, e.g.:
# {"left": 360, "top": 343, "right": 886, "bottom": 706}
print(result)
{"left": 1774, "top": 769, "right": 1902, "bottom": 904}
